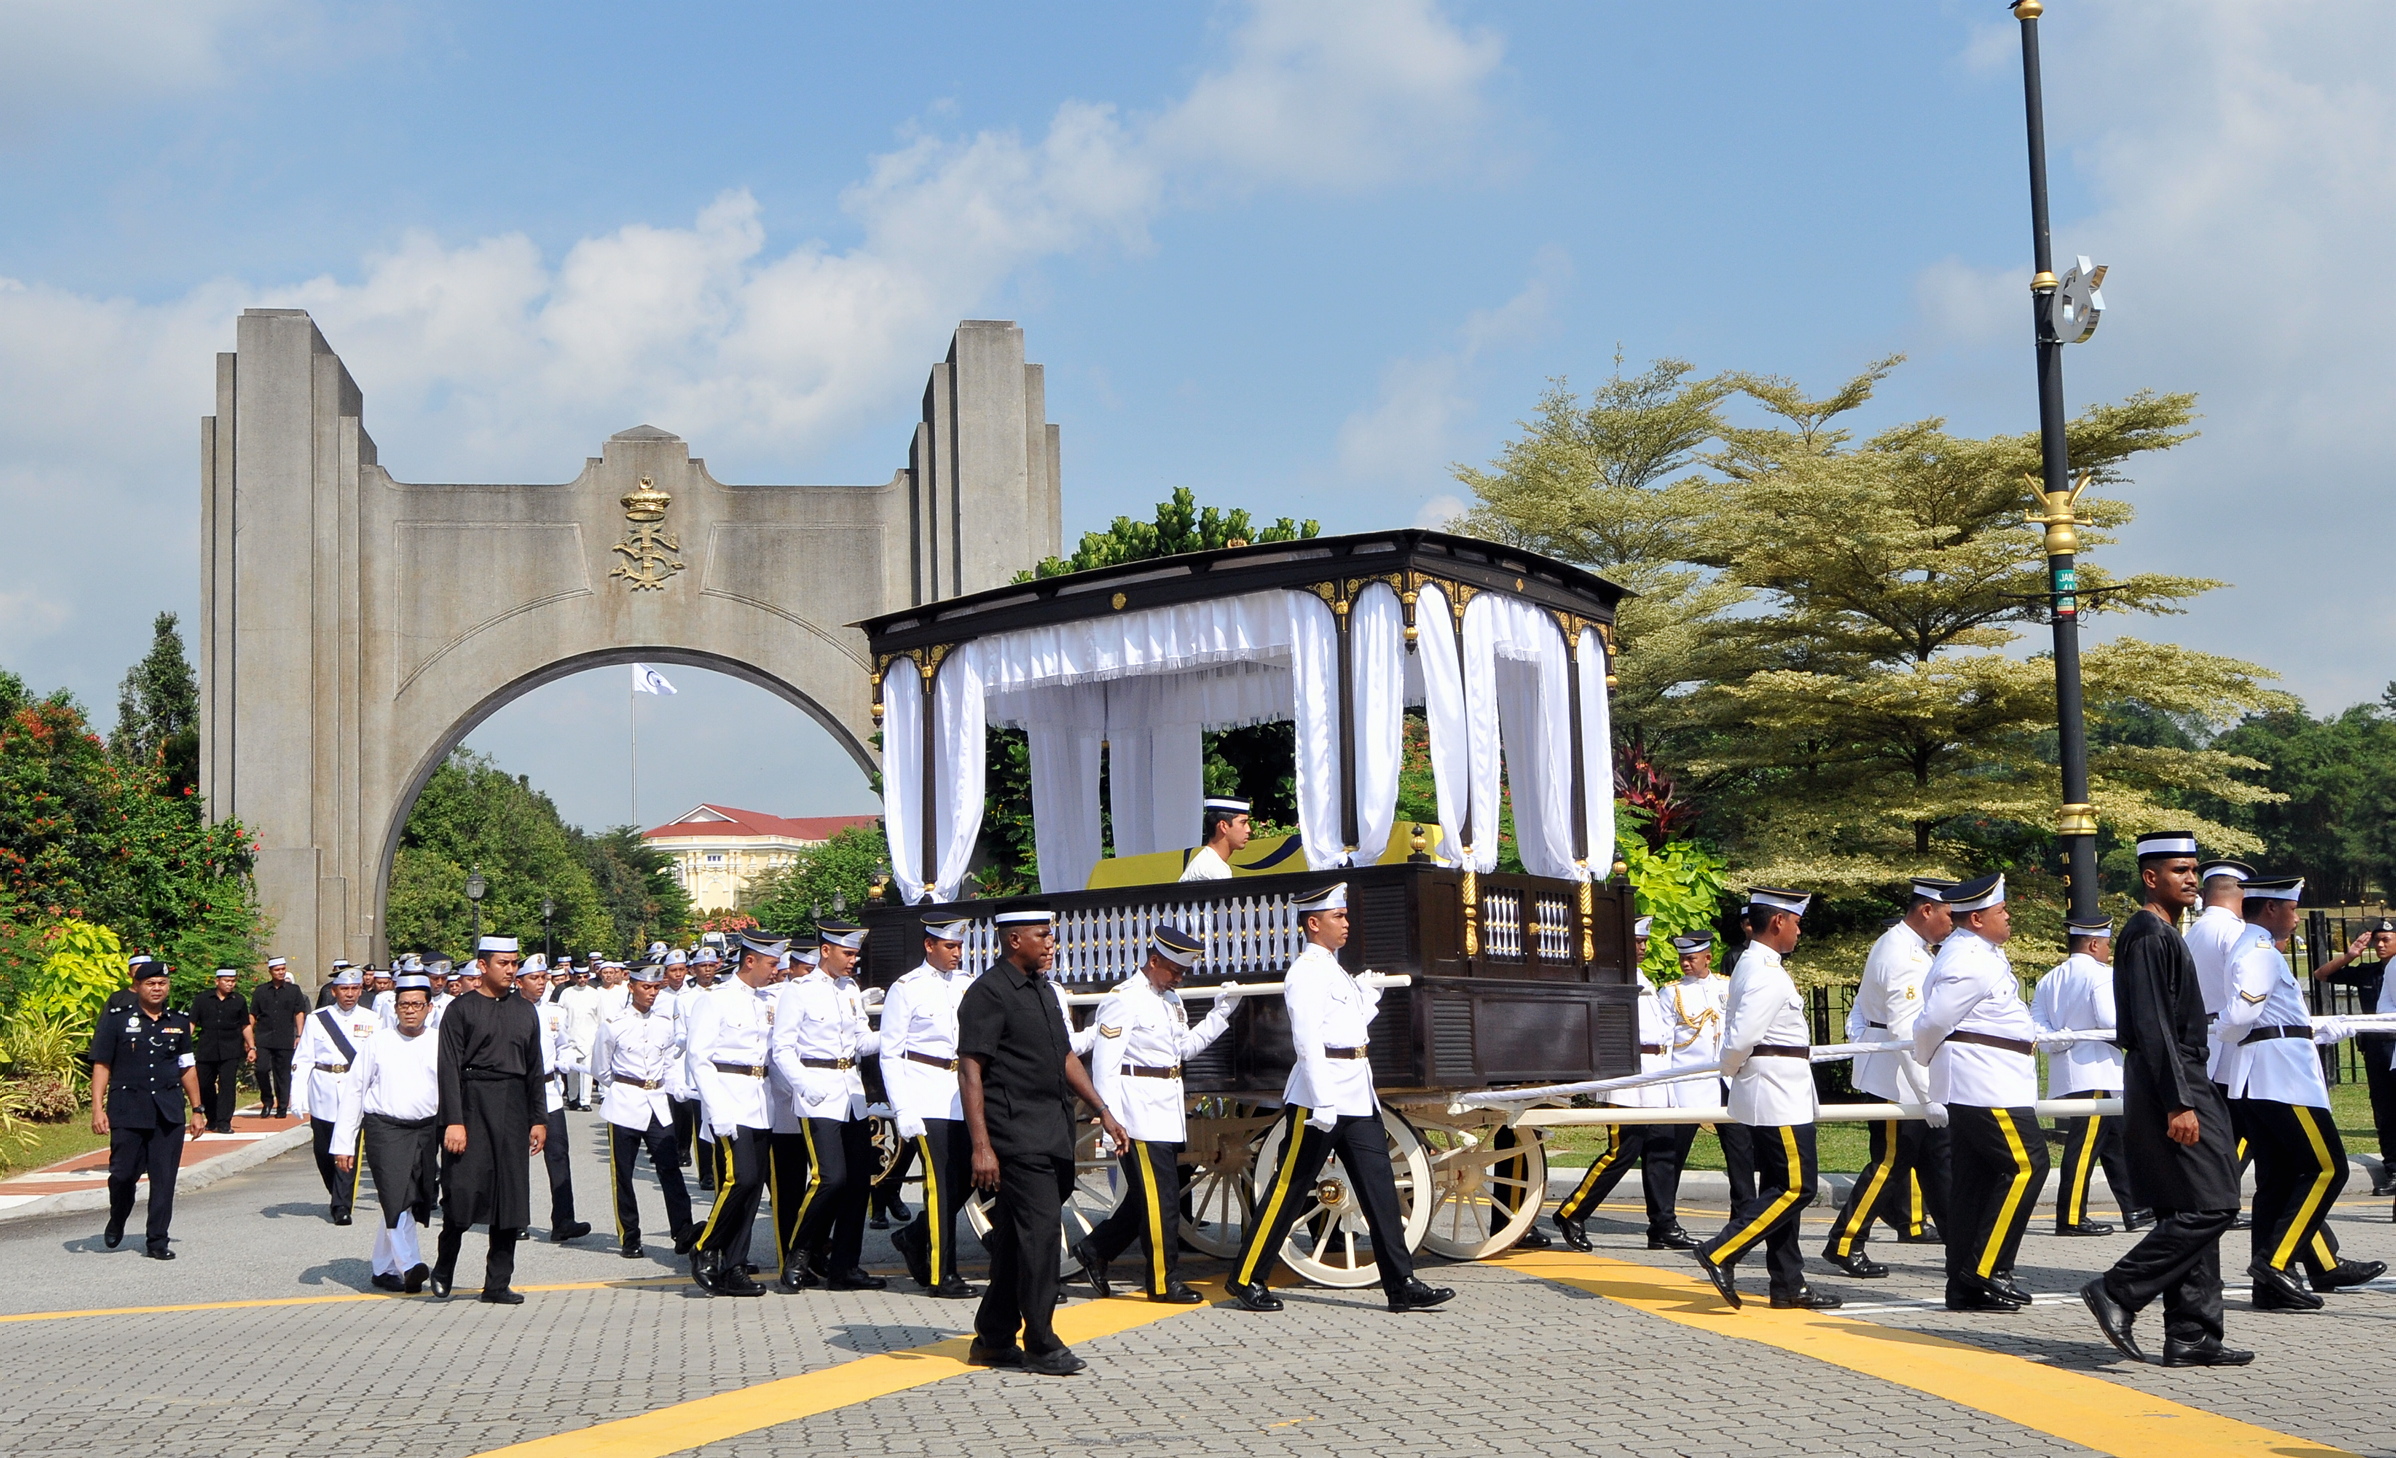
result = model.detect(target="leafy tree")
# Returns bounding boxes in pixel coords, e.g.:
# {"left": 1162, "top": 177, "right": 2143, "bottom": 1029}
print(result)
{"left": 1022, "top": 486, "right": 1318, "bottom": 582}
{"left": 2197, "top": 692, "right": 2396, "bottom": 902}
{"left": 746, "top": 825, "right": 893, "bottom": 937}
{"left": 387, "top": 750, "right": 619, "bottom": 958}
{"left": 574, "top": 825, "right": 693, "bottom": 953}
{"left": 109, "top": 613, "right": 199, "bottom": 799}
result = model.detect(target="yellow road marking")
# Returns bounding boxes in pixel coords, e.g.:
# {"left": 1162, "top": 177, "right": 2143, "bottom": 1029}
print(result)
{"left": 471, "top": 1280, "right": 1229, "bottom": 1458}
{"left": 0, "top": 1275, "right": 689, "bottom": 1325}
{"left": 1500, "top": 1249, "right": 2355, "bottom": 1458}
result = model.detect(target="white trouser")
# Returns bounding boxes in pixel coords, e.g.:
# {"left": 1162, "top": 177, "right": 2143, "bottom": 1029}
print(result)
{"left": 371, "top": 1211, "right": 423, "bottom": 1275}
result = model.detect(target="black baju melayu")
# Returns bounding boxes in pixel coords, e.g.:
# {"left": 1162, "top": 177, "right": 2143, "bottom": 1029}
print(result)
{"left": 434, "top": 987, "right": 546, "bottom": 1295}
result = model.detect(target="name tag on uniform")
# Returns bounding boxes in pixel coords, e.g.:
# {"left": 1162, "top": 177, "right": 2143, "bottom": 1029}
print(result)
{"left": 126, "top": 1017, "right": 141, "bottom": 1031}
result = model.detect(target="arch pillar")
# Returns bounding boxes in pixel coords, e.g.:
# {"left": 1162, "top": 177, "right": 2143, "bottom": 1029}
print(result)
{"left": 199, "top": 311, "right": 1061, "bottom": 978}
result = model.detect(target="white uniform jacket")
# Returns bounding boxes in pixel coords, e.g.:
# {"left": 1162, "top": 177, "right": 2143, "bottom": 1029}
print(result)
{"left": 327, "top": 1024, "right": 441, "bottom": 1151}
{"left": 2029, "top": 953, "right": 2123, "bottom": 1097}
{"left": 1914, "top": 929, "right": 2038, "bottom": 1107}
{"left": 427, "top": 992, "right": 453, "bottom": 1031}
{"left": 1847, "top": 921, "right": 1935, "bottom": 1104}
{"left": 1719, "top": 943, "right": 1815, "bottom": 1126}
{"left": 771, "top": 971, "right": 880, "bottom": 1124}
{"left": 1089, "top": 976, "right": 1235, "bottom": 1143}
{"left": 2183, "top": 905, "right": 2249, "bottom": 1081}
{"left": 531, "top": 996, "right": 582, "bottom": 1115}
{"left": 290, "top": 1002, "right": 382, "bottom": 1122}
{"left": 1661, "top": 973, "right": 1729, "bottom": 1108}
{"left": 2217, "top": 934, "right": 2332, "bottom": 1106}
{"left": 594, "top": 1000, "right": 688, "bottom": 1132}
{"left": 556, "top": 983, "right": 603, "bottom": 1072}
{"left": 1608, "top": 973, "right": 1672, "bottom": 1110}
{"left": 1178, "top": 846, "right": 1233, "bottom": 882}
{"left": 878, "top": 963, "right": 971, "bottom": 1136}
{"left": 1280, "top": 943, "right": 1381, "bottom": 1128}
{"left": 684, "top": 979, "right": 777, "bottom": 1137}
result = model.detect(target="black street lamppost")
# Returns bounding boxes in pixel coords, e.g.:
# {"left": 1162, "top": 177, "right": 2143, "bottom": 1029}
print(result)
{"left": 2014, "top": 0, "right": 2109, "bottom": 923}
{"left": 466, "top": 866, "right": 487, "bottom": 946}
{"left": 542, "top": 896, "right": 556, "bottom": 965}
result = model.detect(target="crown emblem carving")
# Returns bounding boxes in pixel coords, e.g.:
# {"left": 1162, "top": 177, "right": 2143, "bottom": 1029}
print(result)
{"left": 621, "top": 475, "right": 673, "bottom": 522}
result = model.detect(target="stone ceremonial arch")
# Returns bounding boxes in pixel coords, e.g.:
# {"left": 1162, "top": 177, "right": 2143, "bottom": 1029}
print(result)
{"left": 199, "top": 309, "right": 1062, "bottom": 978}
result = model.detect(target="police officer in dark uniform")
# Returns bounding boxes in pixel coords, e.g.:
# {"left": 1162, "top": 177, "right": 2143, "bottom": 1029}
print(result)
{"left": 86, "top": 958, "right": 207, "bottom": 1257}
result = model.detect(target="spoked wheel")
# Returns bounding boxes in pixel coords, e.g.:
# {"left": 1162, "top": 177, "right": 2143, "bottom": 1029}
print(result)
{"left": 1411, "top": 1109, "right": 1548, "bottom": 1260}
{"left": 965, "top": 1119, "right": 1123, "bottom": 1265}
{"left": 1246, "top": 1103, "right": 1433, "bottom": 1288}
{"left": 1180, "top": 1099, "right": 1280, "bottom": 1258}
{"left": 866, "top": 1113, "right": 921, "bottom": 1212}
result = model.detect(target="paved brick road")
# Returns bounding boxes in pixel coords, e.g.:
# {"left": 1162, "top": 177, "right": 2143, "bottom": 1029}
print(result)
{"left": 1, "top": 1111, "right": 2388, "bottom": 1458}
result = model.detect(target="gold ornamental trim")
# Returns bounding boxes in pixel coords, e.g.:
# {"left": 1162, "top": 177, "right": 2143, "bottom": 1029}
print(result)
{"left": 610, "top": 475, "right": 685, "bottom": 591}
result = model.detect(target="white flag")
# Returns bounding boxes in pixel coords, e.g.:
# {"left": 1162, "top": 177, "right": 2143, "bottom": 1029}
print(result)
{"left": 632, "top": 664, "right": 677, "bottom": 696}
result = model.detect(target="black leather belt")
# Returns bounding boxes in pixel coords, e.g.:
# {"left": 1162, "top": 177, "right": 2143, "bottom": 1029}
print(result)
{"left": 1867, "top": 1021, "right": 1888, "bottom": 1030}
{"left": 1324, "top": 1045, "right": 1369, "bottom": 1060}
{"left": 1125, "top": 1064, "right": 1182, "bottom": 1079}
{"left": 1750, "top": 1044, "right": 1810, "bottom": 1058}
{"left": 2239, "top": 1025, "right": 2312, "bottom": 1046}
{"left": 903, "top": 1050, "right": 959, "bottom": 1071}
{"left": 711, "top": 1061, "right": 767, "bottom": 1077}
{"left": 800, "top": 1057, "right": 855, "bottom": 1070}
{"left": 1638, "top": 1043, "right": 1664, "bottom": 1055}
{"left": 314, "top": 1062, "right": 350, "bottom": 1073}
{"left": 612, "top": 1074, "right": 664, "bottom": 1090}
{"left": 1943, "top": 1030, "right": 2034, "bottom": 1056}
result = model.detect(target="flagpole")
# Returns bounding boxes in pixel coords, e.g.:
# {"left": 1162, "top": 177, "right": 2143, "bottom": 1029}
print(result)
{"left": 630, "top": 668, "right": 639, "bottom": 829}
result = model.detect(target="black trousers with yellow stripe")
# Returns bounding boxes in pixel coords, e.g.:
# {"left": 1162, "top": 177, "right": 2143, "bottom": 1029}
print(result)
{"left": 776, "top": 1117, "right": 872, "bottom": 1270}
{"left": 1824, "top": 1119, "right": 1950, "bottom": 1258}
{"left": 2050, "top": 1090, "right": 2135, "bottom": 1227}
{"left": 1699, "top": 1122, "right": 1814, "bottom": 1295}
{"left": 608, "top": 1116, "right": 693, "bottom": 1248}
{"left": 1087, "top": 1139, "right": 1186, "bottom": 1295}
{"left": 2233, "top": 1098, "right": 2347, "bottom": 1275}
{"left": 902, "top": 1119, "right": 974, "bottom": 1287}
{"left": 1945, "top": 1105, "right": 2048, "bottom": 1290}
{"left": 1235, "top": 1107, "right": 1417, "bottom": 1298}
{"left": 696, "top": 1125, "right": 768, "bottom": 1265}
{"left": 1555, "top": 1122, "right": 1692, "bottom": 1236}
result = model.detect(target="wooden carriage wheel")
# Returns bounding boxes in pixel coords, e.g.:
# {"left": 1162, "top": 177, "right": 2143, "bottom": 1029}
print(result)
{"left": 964, "top": 1119, "right": 1122, "bottom": 1263}
{"left": 1178, "top": 1099, "right": 1280, "bottom": 1258}
{"left": 1410, "top": 1108, "right": 1548, "bottom": 1260}
{"left": 1245, "top": 1103, "right": 1433, "bottom": 1288}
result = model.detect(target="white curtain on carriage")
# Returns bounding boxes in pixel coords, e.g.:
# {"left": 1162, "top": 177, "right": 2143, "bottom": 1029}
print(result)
{"left": 1577, "top": 625, "right": 1616, "bottom": 873}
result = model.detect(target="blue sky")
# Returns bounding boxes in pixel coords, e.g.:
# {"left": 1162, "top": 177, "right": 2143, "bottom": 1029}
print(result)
{"left": 5, "top": 1, "right": 2393, "bottom": 829}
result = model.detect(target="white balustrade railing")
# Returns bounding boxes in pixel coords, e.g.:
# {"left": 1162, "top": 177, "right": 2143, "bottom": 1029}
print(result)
{"left": 1482, "top": 888, "right": 1523, "bottom": 960}
{"left": 1034, "top": 889, "right": 1304, "bottom": 987}
{"left": 1534, "top": 894, "right": 1573, "bottom": 961}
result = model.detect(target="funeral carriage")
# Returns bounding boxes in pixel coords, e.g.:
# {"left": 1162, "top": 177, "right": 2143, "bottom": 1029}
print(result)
{"left": 853, "top": 529, "right": 1642, "bottom": 1285}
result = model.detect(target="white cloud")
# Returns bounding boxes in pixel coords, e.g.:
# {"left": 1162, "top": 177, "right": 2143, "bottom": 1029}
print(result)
{"left": 0, "top": 0, "right": 1507, "bottom": 702}
{"left": 0, "top": 0, "right": 334, "bottom": 138}
{"left": 1413, "top": 493, "right": 1468, "bottom": 530}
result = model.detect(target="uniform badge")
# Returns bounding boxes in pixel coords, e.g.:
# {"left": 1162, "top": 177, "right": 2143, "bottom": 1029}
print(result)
{"left": 1098, "top": 1024, "right": 1123, "bottom": 1039}
{"left": 1903, "top": 987, "right": 1916, "bottom": 1000}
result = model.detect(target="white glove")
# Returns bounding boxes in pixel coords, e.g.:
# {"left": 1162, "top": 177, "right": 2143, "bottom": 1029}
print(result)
{"left": 895, "top": 1111, "right": 926, "bottom": 1140}
{"left": 2313, "top": 1017, "right": 2353, "bottom": 1045}
{"left": 1924, "top": 1102, "right": 1950, "bottom": 1129}
{"left": 1306, "top": 1108, "right": 1336, "bottom": 1132}
{"left": 862, "top": 986, "right": 886, "bottom": 1009}
{"left": 1212, "top": 983, "right": 1245, "bottom": 1011}
{"left": 2035, "top": 1037, "right": 2075, "bottom": 1056}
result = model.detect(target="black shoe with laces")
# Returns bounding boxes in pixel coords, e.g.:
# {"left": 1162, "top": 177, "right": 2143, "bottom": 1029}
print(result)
{"left": 403, "top": 1263, "right": 429, "bottom": 1293}
{"left": 1227, "top": 1279, "right": 1283, "bottom": 1312}
{"left": 1770, "top": 1285, "right": 1842, "bottom": 1310}
{"left": 1071, "top": 1238, "right": 1111, "bottom": 1298}
{"left": 1022, "top": 1346, "right": 1088, "bottom": 1377}
{"left": 964, "top": 1339, "right": 1023, "bottom": 1368}
{"left": 2055, "top": 1220, "right": 2115, "bottom": 1237}
{"left": 371, "top": 1272, "right": 406, "bottom": 1292}
{"left": 2311, "top": 1258, "right": 2385, "bottom": 1290}
{"left": 1647, "top": 1226, "right": 1701, "bottom": 1251}
{"left": 1155, "top": 1282, "right": 1206, "bottom": 1304}
{"left": 2248, "top": 1263, "right": 2323, "bottom": 1311}
{"left": 1692, "top": 1248, "right": 1742, "bottom": 1310}
{"left": 1553, "top": 1214, "right": 1592, "bottom": 1251}
{"left": 1821, "top": 1250, "right": 1887, "bottom": 1279}
{"left": 1387, "top": 1278, "right": 1454, "bottom": 1313}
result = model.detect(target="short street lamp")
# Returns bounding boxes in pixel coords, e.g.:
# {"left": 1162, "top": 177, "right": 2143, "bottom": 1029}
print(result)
{"left": 466, "top": 867, "right": 488, "bottom": 945}
{"left": 542, "top": 896, "right": 556, "bottom": 964}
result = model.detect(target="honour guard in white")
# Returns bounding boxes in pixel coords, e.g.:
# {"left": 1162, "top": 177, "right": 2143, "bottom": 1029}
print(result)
{"left": 1553, "top": 918, "right": 1698, "bottom": 1252}
{"left": 1914, "top": 873, "right": 2047, "bottom": 1313}
{"left": 769, "top": 918, "right": 887, "bottom": 1293}
{"left": 1075, "top": 924, "right": 1242, "bottom": 1301}
{"left": 557, "top": 964, "right": 604, "bottom": 1110}
{"left": 1823, "top": 879, "right": 1954, "bottom": 1277}
{"left": 515, "top": 957, "right": 590, "bottom": 1244}
{"left": 1693, "top": 888, "right": 1837, "bottom": 1311}
{"left": 685, "top": 931, "right": 785, "bottom": 1297}
{"left": 2032, "top": 917, "right": 2142, "bottom": 1235}
{"left": 2184, "top": 859, "right": 2254, "bottom": 1086}
{"left": 2217, "top": 875, "right": 2386, "bottom": 1308}
{"left": 594, "top": 962, "right": 697, "bottom": 1261}
{"left": 882, "top": 913, "right": 980, "bottom": 1297}
{"left": 290, "top": 965, "right": 379, "bottom": 1226}
{"left": 1180, "top": 796, "right": 1251, "bottom": 881}
{"left": 764, "top": 939, "right": 820, "bottom": 1283}
{"left": 330, "top": 972, "right": 442, "bottom": 1291}
{"left": 1228, "top": 883, "right": 1454, "bottom": 1314}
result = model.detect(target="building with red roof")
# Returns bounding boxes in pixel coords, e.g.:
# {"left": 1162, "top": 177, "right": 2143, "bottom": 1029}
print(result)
{"left": 641, "top": 804, "right": 882, "bottom": 913}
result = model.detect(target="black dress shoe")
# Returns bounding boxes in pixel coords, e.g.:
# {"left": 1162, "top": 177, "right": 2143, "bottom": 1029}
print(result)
{"left": 868, "top": 1214, "right": 890, "bottom": 1230}
{"left": 2055, "top": 1220, "right": 2115, "bottom": 1237}
{"left": 1388, "top": 1278, "right": 1454, "bottom": 1313}
{"left": 1987, "top": 1273, "right": 2032, "bottom": 1306}
{"left": 2312, "top": 1258, "right": 2385, "bottom": 1289}
{"left": 429, "top": 1269, "right": 455, "bottom": 1299}
{"left": 1515, "top": 1223, "right": 1553, "bottom": 1249}
{"left": 1770, "top": 1286, "right": 1842, "bottom": 1310}
{"left": 1022, "top": 1346, "right": 1089, "bottom": 1377}
{"left": 1071, "top": 1238, "right": 1111, "bottom": 1297}
{"left": 2120, "top": 1208, "right": 2154, "bottom": 1231}
{"left": 143, "top": 1246, "right": 177, "bottom": 1261}
{"left": 479, "top": 1287, "right": 525, "bottom": 1305}
{"left": 717, "top": 1265, "right": 766, "bottom": 1297}
{"left": 331, "top": 1211, "right": 352, "bottom": 1227}
{"left": 2161, "top": 1338, "right": 2253, "bottom": 1367}
{"left": 620, "top": 1242, "right": 645, "bottom": 1260}
{"left": 1553, "top": 1214, "right": 1593, "bottom": 1252}
{"left": 371, "top": 1272, "right": 406, "bottom": 1292}
{"left": 926, "top": 1278, "right": 980, "bottom": 1299}
{"left": 403, "top": 1263, "right": 429, "bottom": 1293}
{"left": 963, "top": 1339, "right": 1023, "bottom": 1368}
{"left": 2231, "top": 1211, "right": 2252, "bottom": 1230}
{"left": 891, "top": 1223, "right": 931, "bottom": 1288}
{"left": 1821, "top": 1250, "right": 1887, "bottom": 1279}
{"left": 777, "top": 1263, "right": 818, "bottom": 1293}
{"left": 1691, "top": 1248, "right": 1741, "bottom": 1310}
{"left": 1155, "top": 1282, "right": 1205, "bottom": 1303}
{"left": 1648, "top": 1226, "right": 1701, "bottom": 1251}
{"left": 102, "top": 1222, "right": 124, "bottom": 1250}
{"left": 1894, "top": 1222, "right": 1942, "bottom": 1244}
{"left": 690, "top": 1252, "right": 720, "bottom": 1296}
{"left": 881, "top": 1199, "right": 913, "bottom": 1224}
{"left": 672, "top": 1229, "right": 697, "bottom": 1255}
{"left": 2247, "top": 1263, "right": 2323, "bottom": 1311}
{"left": 2371, "top": 1173, "right": 2395, "bottom": 1198}
{"left": 2080, "top": 1277, "right": 2144, "bottom": 1362}
{"left": 1227, "top": 1279, "right": 1283, "bottom": 1312}
{"left": 826, "top": 1267, "right": 888, "bottom": 1290}
{"left": 1946, "top": 1282, "right": 2024, "bottom": 1313}
{"left": 552, "top": 1220, "right": 592, "bottom": 1244}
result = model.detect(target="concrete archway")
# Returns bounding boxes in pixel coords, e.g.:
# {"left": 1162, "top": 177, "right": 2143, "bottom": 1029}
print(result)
{"left": 200, "top": 311, "right": 1061, "bottom": 976}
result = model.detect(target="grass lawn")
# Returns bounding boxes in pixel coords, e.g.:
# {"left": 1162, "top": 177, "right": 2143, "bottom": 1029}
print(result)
{"left": 1541, "top": 1081, "right": 2386, "bottom": 1175}
{"left": 1, "top": 1109, "right": 107, "bottom": 1178}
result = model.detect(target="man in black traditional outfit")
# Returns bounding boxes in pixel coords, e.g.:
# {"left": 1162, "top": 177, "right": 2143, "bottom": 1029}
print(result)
{"left": 2081, "top": 832, "right": 2252, "bottom": 1367}
{"left": 431, "top": 935, "right": 548, "bottom": 1303}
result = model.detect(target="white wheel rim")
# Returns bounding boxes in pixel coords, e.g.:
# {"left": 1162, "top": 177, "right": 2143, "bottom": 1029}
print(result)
{"left": 1249, "top": 1104, "right": 1434, "bottom": 1288}
{"left": 1179, "top": 1102, "right": 1277, "bottom": 1258}
{"left": 1413, "top": 1112, "right": 1547, "bottom": 1260}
